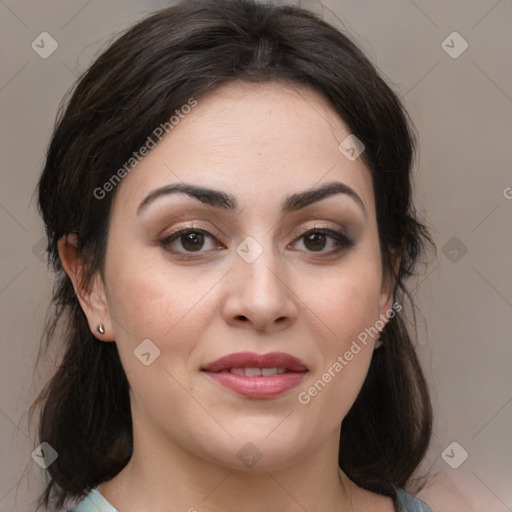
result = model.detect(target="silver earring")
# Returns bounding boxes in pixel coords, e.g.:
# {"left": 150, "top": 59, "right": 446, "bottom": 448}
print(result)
{"left": 97, "top": 324, "right": 105, "bottom": 335}
{"left": 374, "top": 338, "right": 383, "bottom": 349}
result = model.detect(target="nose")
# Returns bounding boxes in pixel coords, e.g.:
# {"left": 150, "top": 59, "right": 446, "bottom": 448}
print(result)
{"left": 221, "top": 239, "right": 298, "bottom": 333}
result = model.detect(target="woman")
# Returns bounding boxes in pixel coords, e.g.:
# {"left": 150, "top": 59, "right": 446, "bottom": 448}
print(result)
{"left": 31, "top": 1, "right": 435, "bottom": 510}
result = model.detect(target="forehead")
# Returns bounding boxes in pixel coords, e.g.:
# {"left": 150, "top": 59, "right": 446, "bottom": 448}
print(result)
{"left": 111, "top": 80, "right": 375, "bottom": 218}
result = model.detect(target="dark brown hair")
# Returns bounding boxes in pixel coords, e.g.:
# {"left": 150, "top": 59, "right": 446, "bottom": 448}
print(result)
{"left": 31, "top": 0, "right": 434, "bottom": 509}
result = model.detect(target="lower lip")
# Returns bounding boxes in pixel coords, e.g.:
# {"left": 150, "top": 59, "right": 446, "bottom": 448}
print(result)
{"left": 203, "top": 371, "right": 307, "bottom": 398}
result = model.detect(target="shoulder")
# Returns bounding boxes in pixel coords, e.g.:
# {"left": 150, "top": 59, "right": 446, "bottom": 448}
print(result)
{"left": 68, "top": 488, "right": 119, "bottom": 512}
{"left": 394, "top": 487, "right": 433, "bottom": 512}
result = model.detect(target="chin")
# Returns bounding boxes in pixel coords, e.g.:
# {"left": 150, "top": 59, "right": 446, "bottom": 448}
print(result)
{"left": 195, "top": 429, "right": 313, "bottom": 473}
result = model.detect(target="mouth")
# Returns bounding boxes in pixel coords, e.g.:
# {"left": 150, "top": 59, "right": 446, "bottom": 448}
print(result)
{"left": 214, "top": 367, "right": 293, "bottom": 376}
{"left": 201, "top": 351, "right": 308, "bottom": 373}
{"left": 201, "top": 351, "right": 308, "bottom": 398}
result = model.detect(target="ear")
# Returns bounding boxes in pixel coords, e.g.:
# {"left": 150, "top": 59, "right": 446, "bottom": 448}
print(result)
{"left": 378, "top": 248, "right": 401, "bottom": 316}
{"left": 57, "top": 234, "right": 114, "bottom": 342}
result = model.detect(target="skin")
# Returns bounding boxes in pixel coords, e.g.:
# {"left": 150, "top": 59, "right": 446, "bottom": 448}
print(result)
{"left": 59, "top": 80, "right": 398, "bottom": 511}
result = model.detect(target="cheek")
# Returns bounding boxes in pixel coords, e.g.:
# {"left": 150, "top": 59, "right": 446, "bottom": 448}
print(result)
{"left": 103, "top": 251, "right": 230, "bottom": 406}
{"left": 103, "top": 259, "right": 211, "bottom": 410}
{"left": 105, "top": 245, "right": 214, "bottom": 337}
{"left": 303, "top": 262, "right": 383, "bottom": 343}
{"left": 294, "top": 261, "right": 382, "bottom": 410}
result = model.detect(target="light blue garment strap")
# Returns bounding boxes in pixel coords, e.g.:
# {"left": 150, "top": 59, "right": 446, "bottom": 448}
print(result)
{"left": 68, "top": 488, "right": 119, "bottom": 512}
{"left": 395, "top": 488, "right": 433, "bottom": 512}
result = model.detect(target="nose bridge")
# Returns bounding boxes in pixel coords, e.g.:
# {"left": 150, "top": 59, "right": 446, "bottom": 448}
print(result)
{"left": 224, "top": 232, "right": 297, "bottom": 330}
{"left": 235, "top": 233, "right": 285, "bottom": 301}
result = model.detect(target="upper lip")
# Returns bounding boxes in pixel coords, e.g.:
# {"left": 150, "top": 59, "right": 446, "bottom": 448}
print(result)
{"left": 201, "top": 351, "right": 308, "bottom": 373}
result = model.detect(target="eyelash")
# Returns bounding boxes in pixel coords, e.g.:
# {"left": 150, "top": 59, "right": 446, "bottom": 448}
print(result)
{"left": 158, "top": 224, "right": 355, "bottom": 260}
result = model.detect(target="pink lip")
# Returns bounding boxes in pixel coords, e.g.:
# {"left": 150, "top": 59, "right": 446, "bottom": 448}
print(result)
{"left": 202, "top": 351, "right": 308, "bottom": 373}
{"left": 201, "top": 351, "right": 308, "bottom": 398}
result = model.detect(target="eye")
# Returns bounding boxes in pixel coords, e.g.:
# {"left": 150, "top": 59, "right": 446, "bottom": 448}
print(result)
{"left": 290, "top": 226, "right": 355, "bottom": 255}
{"left": 159, "top": 226, "right": 224, "bottom": 258}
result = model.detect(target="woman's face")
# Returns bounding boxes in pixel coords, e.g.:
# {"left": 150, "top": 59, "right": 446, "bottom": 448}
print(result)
{"left": 96, "top": 80, "right": 395, "bottom": 471}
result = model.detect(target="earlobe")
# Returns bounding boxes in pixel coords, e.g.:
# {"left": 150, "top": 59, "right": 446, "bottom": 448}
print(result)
{"left": 57, "top": 234, "right": 114, "bottom": 342}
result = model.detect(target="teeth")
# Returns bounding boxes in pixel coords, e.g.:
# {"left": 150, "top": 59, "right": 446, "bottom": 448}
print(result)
{"left": 228, "top": 367, "right": 287, "bottom": 376}
{"left": 244, "top": 367, "right": 261, "bottom": 377}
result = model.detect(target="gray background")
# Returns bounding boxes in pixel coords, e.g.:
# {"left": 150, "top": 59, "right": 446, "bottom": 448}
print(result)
{"left": 1, "top": 0, "right": 511, "bottom": 510}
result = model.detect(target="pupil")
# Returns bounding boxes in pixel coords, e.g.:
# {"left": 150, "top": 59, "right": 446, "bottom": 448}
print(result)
{"left": 305, "top": 233, "right": 325, "bottom": 251}
{"left": 182, "top": 232, "right": 204, "bottom": 251}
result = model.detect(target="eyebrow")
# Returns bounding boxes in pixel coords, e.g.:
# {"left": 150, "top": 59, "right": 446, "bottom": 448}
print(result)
{"left": 136, "top": 180, "right": 367, "bottom": 218}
